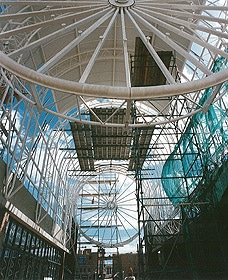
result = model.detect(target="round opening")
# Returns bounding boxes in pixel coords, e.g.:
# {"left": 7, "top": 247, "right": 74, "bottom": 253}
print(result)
{"left": 109, "top": 0, "right": 134, "bottom": 7}
{"left": 107, "top": 200, "right": 117, "bottom": 210}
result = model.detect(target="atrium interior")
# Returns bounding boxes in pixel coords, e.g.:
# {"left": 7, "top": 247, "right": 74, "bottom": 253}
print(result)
{"left": 0, "top": 0, "right": 228, "bottom": 279}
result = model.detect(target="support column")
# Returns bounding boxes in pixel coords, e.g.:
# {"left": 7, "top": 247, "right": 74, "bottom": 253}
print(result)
{"left": 0, "top": 208, "right": 9, "bottom": 251}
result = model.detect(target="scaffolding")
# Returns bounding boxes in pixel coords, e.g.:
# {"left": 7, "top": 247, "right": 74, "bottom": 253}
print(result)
{"left": 0, "top": 1, "right": 228, "bottom": 280}
{"left": 134, "top": 53, "right": 228, "bottom": 279}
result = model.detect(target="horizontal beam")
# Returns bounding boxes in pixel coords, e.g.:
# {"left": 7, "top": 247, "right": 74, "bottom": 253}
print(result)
{"left": 1, "top": 51, "right": 228, "bottom": 100}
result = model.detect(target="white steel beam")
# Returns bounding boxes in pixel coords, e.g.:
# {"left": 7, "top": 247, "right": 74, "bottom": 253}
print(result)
{"left": 8, "top": 7, "right": 111, "bottom": 59}
{"left": 38, "top": 9, "right": 114, "bottom": 74}
{"left": 129, "top": 9, "right": 213, "bottom": 76}
{"left": 79, "top": 8, "right": 119, "bottom": 83}
{"left": 1, "top": 51, "right": 228, "bottom": 100}
{"left": 125, "top": 9, "right": 176, "bottom": 85}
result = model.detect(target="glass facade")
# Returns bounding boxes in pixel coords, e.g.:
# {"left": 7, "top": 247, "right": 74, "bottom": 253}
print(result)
{"left": 0, "top": 214, "right": 63, "bottom": 280}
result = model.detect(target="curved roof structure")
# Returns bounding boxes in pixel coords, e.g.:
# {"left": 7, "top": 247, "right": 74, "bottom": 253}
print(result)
{"left": 0, "top": 0, "right": 227, "bottom": 250}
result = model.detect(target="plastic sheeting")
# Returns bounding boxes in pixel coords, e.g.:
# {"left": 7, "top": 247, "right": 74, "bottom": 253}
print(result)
{"left": 162, "top": 55, "right": 228, "bottom": 204}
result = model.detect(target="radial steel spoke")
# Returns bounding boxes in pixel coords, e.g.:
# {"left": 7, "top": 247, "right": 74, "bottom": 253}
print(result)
{"left": 117, "top": 207, "right": 138, "bottom": 222}
{"left": 118, "top": 205, "right": 137, "bottom": 213}
{"left": 129, "top": 9, "right": 213, "bottom": 76}
{"left": 135, "top": 7, "right": 228, "bottom": 58}
{"left": 7, "top": 8, "right": 111, "bottom": 58}
{"left": 38, "top": 10, "right": 114, "bottom": 73}
{"left": 117, "top": 185, "right": 135, "bottom": 203}
{"left": 126, "top": 9, "right": 177, "bottom": 84}
{"left": 79, "top": 8, "right": 119, "bottom": 83}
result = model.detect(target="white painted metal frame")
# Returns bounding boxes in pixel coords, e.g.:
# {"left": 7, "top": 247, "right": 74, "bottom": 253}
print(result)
{"left": 0, "top": 0, "right": 227, "bottom": 251}
{"left": 0, "top": 0, "right": 227, "bottom": 127}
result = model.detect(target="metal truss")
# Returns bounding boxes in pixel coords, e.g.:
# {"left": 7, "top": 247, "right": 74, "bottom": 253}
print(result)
{"left": 0, "top": 0, "right": 227, "bottom": 257}
{"left": 0, "top": 0, "right": 227, "bottom": 128}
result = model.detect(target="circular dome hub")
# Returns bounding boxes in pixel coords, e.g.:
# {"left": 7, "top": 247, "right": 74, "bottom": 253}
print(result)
{"left": 109, "top": 0, "right": 135, "bottom": 7}
{"left": 106, "top": 200, "right": 117, "bottom": 210}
